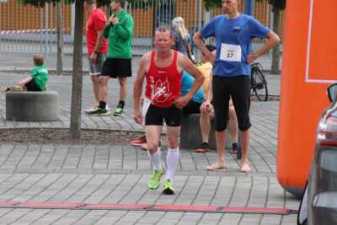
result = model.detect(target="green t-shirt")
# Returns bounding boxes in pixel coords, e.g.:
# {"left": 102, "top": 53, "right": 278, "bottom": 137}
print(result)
{"left": 31, "top": 65, "right": 48, "bottom": 90}
{"left": 103, "top": 9, "right": 134, "bottom": 59}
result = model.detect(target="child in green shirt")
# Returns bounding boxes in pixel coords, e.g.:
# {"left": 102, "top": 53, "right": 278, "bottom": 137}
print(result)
{"left": 5, "top": 54, "right": 48, "bottom": 92}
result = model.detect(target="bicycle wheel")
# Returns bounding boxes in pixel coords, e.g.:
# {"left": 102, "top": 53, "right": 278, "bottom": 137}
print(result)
{"left": 251, "top": 66, "right": 269, "bottom": 101}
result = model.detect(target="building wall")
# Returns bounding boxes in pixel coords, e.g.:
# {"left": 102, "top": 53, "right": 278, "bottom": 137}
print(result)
{"left": 0, "top": 0, "right": 276, "bottom": 37}
{"left": 0, "top": 0, "right": 71, "bottom": 33}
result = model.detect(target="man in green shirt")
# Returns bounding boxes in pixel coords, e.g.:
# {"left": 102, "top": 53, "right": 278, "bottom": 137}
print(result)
{"left": 89, "top": 0, "right": 134, "bottom": 116}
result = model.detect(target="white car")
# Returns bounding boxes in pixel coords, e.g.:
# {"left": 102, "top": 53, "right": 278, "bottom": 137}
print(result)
{"left": 298, "top": 83, "right": 337, "bottom": 225}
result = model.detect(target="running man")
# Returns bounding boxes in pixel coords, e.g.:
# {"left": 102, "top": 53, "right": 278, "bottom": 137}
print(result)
{"left": 133, "top": 26, "right": 204, "bottom": 194}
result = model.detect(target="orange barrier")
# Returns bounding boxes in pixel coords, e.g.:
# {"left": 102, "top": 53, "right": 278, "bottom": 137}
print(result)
{"left": 278, "top": 0, "right": 337, "bottom": 196}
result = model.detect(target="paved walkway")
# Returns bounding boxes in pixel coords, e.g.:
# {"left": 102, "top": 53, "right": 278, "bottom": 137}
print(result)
{"left": 0, "top": 62, "right": 298, "bottom": 225}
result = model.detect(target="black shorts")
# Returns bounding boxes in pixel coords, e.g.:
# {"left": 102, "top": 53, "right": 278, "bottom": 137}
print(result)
{"left": 182, "top": 100, "right": 201, "bottom": 115}
{"left": 101, "top": 58, "right": 132, "bottom": 78}
{"left": 145, "top": 104, "right": 181, "bottom": 127}
{"left": 25, "top": 79, "right": 42, "bottom": 92}
{"left": 212, "top": 75, "right": 251, "bottom": 131}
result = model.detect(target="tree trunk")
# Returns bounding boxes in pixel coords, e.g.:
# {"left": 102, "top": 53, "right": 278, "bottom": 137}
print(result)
{"left": 151, "top": 0, "right": 156, "bottom": 47}
{"left": 70, "top": 0, "right": 84, "bottom": 139}
{"left": 56, "top": 0, "right": 64, "bottom": 75}
{"left": 271, "top": 6, "right": 281, "bottom": 74}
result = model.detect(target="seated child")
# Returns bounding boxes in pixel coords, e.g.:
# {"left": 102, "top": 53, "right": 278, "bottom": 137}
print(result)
{"left": 5, "top": 54, "right": 48, "bottom": 92}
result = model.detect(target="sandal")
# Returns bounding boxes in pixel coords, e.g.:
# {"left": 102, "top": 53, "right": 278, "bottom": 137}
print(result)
{"left": 140, "top": 143, "right": 148, "bottom": 151}
{"left": 129, "top": 135, "right": 146, "bottom": 146}
{"left": 207, "top": 161, "right": 225, "bottom": 171}
{"left": 193, "top": 142, "right": 210, "bottom": 153}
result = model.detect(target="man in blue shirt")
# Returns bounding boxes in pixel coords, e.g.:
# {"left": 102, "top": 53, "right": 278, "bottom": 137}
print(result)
{"left": 193, "top": 0, "right": 279, "bottom": 172}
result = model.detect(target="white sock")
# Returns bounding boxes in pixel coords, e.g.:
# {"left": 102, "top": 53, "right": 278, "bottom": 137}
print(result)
{"left": 149, "top": 148, "right": 162, "bottom": 171}
{"left": 165, "top": 148, "right": 179, "bottom": 181}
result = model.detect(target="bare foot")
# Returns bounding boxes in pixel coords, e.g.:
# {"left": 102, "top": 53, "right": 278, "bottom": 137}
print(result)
{"left": 129, "top": 135, "right": 146, "bottom": 146}
{"left": 240, "top": 161, "right": 251, "bottom": 173}
{"left": 207, "top": 161, "right": 225, "bottom": 171}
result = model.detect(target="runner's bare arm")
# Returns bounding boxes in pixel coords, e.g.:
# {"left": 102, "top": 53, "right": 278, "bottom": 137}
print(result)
{"left": 181, "top": 54, "right": 204, "bottom": 97}
{"left": 193, "top": 32, "right": 214, "bottom": 63}
{"left": 133, "top": 53, "right": 150, "bottom": 123}
{"left": 90, "top": 30, "right": 104, "bottom": 60}
{"left": 93, "top": 30, "right": 104, "bottom": 54}
{"left": 247, "top": 31, "right": 280, "bottom": 64}
{"left": 174, "top": 54, "right": 204, "bottom": 108}
{"left": 205, "top": 50, "right": 216, "bottom": 101}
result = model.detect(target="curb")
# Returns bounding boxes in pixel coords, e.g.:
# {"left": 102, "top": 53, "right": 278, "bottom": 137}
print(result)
{"left": 0, "top": 68, "right": 281, "bottom": 76}
{"left": 0, "top": 68, "right": 89, "bottom": 76}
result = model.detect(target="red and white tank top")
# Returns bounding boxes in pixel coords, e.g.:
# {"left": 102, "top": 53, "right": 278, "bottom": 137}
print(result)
{"left": 145, "top": 50, "right": 181, "bottom": 108}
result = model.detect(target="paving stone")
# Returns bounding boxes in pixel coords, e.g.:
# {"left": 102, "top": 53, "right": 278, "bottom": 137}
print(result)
{"left": 0, "top": 70, "right": 299, "bottom": 224}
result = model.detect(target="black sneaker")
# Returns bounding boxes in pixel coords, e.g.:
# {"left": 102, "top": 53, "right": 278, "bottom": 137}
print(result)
{"left": 232, "top": 143, "right": 242, "bottom": 160}
{"left": 232, "top": 143, "right": 239, "bottom": 154}
{"left": 162, "top": 179, "right": 175, "bottom": 195}
{"left": 86, "top": 107, "right": 111, "bottom": 116}
{"left": 193, "top": 142, "right": 210, "bottom": 153}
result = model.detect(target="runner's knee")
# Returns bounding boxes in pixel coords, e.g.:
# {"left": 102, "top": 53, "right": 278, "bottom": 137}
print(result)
{"left": 147, "top": 141, "right": 159, "bottom": 153}
{"left": 238, "top": 116, "right": 251, "bottom": 131}
{"left": 167, "top": 136, "right": 179, "bottom": 148}
{"left": 119, "top": 78, "right": 127, "bottom": 86}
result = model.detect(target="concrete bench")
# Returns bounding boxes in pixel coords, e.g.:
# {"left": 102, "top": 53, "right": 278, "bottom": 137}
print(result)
{"left": 6, "top": 91, "right": 59, "bottom": 121}
{"left": 180, "top": 114, "right": 233, "bottom": 150}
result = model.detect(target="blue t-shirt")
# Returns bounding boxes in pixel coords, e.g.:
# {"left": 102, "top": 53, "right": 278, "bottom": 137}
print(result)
{"left": 200, "top": 14, "right": 269, "bottom": 77}
{"left": 181, "top": 71, "right": 204, "bottom": 104}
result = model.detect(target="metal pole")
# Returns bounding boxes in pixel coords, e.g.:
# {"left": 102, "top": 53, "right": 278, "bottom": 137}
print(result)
{"left": 71, "top": 3, "right": 75, "bottom": 41}
{"left": 56, "top": 0, "right": 64, "bottom": 75}
{"left": 40, "top": 6, "right": 44, "bottom": 53}
{"left": 151, "top": 0, "right": 157, "bottom": 47}
{"left": 197, "top": 0, "right": 202, "bottom": 30}
{"left": 244, "top": 0, "right": 253, "bottom": 15}
{"left": 44, "top": 3, "right": 49, "bottom": 63}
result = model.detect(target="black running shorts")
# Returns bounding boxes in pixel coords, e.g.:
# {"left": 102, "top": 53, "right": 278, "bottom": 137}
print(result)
{"left": 145, "top": 104, "right": 181, "bottom": 127}
{"left": 25, "top": 79, "right": 42, "bottom": 92}
{"left": 212, "top": 75, "right": 251, "bottom": 131}
{"left": 101, "top": 58, "right": 132, "bottom": 78}
{"left": 182, "top": 100, "right": 201, "bottom": 115}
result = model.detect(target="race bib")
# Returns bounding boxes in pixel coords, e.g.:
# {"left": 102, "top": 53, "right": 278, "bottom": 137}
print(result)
{"left": 220, "top": 43, "right": 242, "bottom": 62}
{"left": 142, "top": 97, "right": 151, "bottom": 117}
{"left": 142, "top": 97, "right": 151, "bottom": 126}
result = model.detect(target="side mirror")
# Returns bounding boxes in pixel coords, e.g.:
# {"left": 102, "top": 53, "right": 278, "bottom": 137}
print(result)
{"left": 327, "top": 83, "right": 337, "bottom": 103}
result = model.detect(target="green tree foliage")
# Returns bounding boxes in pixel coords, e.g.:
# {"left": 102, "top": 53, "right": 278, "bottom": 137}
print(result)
{"left": 203, "top": 0, "right": 222, "bottom": 10}
{"left": 268, "top": 0, "right": 286, "bottom": 10}
{"left": 203, "top": 0, "right": 286, "bottom": 11}
{"left": 20, "top": 0, "right": 286, "bottom": 11}
{"left": 19, "top": 0, "right": 160, "bottom": 8}
{"left": 19, "top": 0, "right": 72, "bottom": 7}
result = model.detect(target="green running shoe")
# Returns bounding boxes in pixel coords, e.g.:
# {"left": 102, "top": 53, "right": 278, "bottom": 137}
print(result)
{"left": 162, "top": 179, "right": 175, "bottom": 195}
{"left": 87, "top": 107, "right": 111, "bottom": 116}
{"left": 148, "top": 169, "right": 163, "bottom": 190}
{"left": 113, "top": 105, "right": 124, "bottom": 116}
